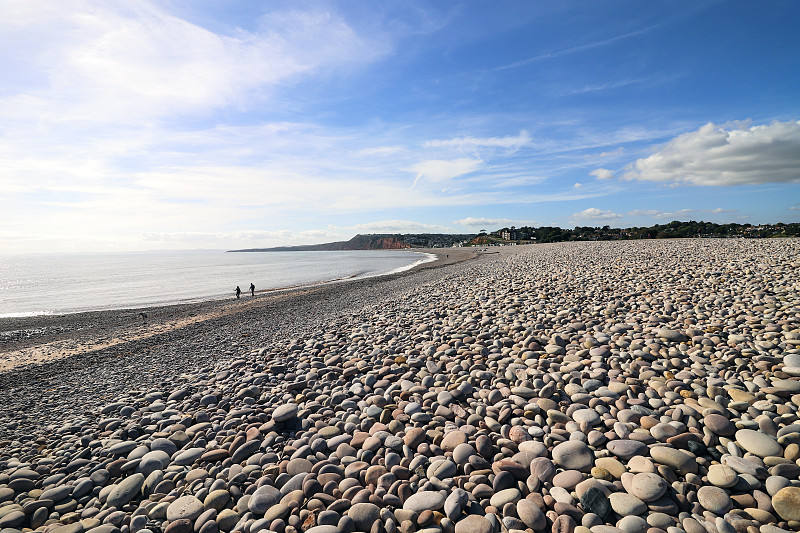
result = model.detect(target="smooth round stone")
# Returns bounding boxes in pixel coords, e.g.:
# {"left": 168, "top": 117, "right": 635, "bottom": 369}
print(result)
{"left": 735, "top": 429, "right": 782, "bottom": 458}
{"left": 273, "top": 404, "right": 299, "bottom": 422}
{"left": 650, "top": 447, "right": 697, "bottom": 474}
{"left": 455, "top": 515, "right": 492, "bottom": 533}
{"left": 618, "top": 515, "right": 648, "bottom": 533}
{"left": 517, "top": 499, "right": 546, "bottom": 530}
{"left": 553, "top": 470, "right": 584, "bottom": 490}
{"left": 765, "top": 476, "right": 791, "bottom": 496}
{"left": 657, "top": 328, "right": 688, "bottom": 342}
{"left": 696, "top": 486, "right": 731, "bottom": 515}
{"left": 248, "top": 486, "right": 280, "bottom": 515}
{"left": 772, "top": 486, "right": 800, "bottom": 521}
{"left": 287, "top": 458, "right": 312, "bottom": 475}
{"left": 439, "top": 430, "right": 467, "bottom": 452}
{"left": 204, "top": 490, "right": 230, "bottom": 511}
{"left": 216, "top": 509, "right": 239, "bottom": 531}
{"left": 490, "top": 488, "right": 521, "bottom": 508}
{"left": 609, "top": 493, "right": 646, "bottom": 516}
{"left": 348, "top": 503, "right": 379, "bottom": 531}
{"left": 552, "top": 441, "right": 594, "bottom": 472}
{"left": 607, "top": 440, "right": 647, "bottom": 460}
{"left": 573, "top": 409, "right": 600, "bottom": 426}
{"left": 150, "top": 438, "right": 178, "bottom": 455}
{"left": 650, "top": 424, "right": 679, "bottom": 441}
{"left": 40, "top": 485, "right": 71, "bottom": 502}
{"left": 452, "top": 443, "right": 476, "bottom": 466}
{"left": 138, "top": 450, "right": 170, "bottom": 473}
{"left": 707, "top": 464, "right": 738, "bottom": 488}
{"left": 0, "top": 511, "right": 25, "bottom": 529}
{"left": 682, "top": 517, "right": 705, "bottom": 533}
{"left": 106, "top": 473, "right": 144, "bottom": 508}
{"left": 703, "top": 414, "right": 735, "bottom": 436}
{"left": 629, "top": 473, "right": 667, "bottom": 502}
{"left": 173, "top": 448, "right": 204, "bottom": 466}
{"left": 166, "top": 496, "right": 204, "bottom": 522}
{"left": 305, "top": 527, "right": 342, "bottom": 533}
{"left": 531, "top": 458, "right": 556, "bottom": 483}
{"left": 403, "top": 491, "right": 446, "bottom": 513}
{"left": 318, "top": 426, "right": 341, "bottom": 439}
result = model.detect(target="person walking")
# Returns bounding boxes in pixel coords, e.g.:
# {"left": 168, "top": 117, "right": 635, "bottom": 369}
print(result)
{"left": 235, "top": 286, "right": 241, "bottom": 299}
{"left": 250, "top": 283, "right": 255, "bottom": 296}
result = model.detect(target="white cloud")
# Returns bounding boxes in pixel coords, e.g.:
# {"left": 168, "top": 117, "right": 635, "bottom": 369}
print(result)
{"left": 591, "top": 168, "right": 615, "bottom": 180}
{"left": 424, "top": 131, "right": 531, "bottom": 151}
{"left": 627, "top": 209, "right": 663, "bottom": 217}
{"left": 572, "top": 208, "right": 623, "bottom": 222}
{"left": 574, "top": 182, "right": 583, "bottom": 189}
{"left": 354, "top": 146, "right": 405, "bottom": 157}
{"left": 408, "top": 158, "right": 483, "bottom": 187}
{"left": 0, "top": 1, "right": 383, "bottom": 126}
{"left": 626, "top": 208, "right": 738, "bottom": 220}
{"left": 455, "top": 217, "right": 512, "bottom": 227}
{"left": 349, "top": 220, "right": 450, "bottom": 233}
{"left": 625, "top": 120, "right": 800, "bottom": 185}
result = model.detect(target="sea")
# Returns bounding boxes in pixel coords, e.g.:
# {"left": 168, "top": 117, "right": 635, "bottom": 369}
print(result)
{"left": 0, "top": 250, "right": 436, "bottom": 318}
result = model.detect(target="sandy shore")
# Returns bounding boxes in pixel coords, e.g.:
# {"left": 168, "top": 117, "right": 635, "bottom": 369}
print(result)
{"left": 0, "top": 248, "right": 476, "bottom": 374}
{"left": 2, "top": 239, "right": 799, "bottom": 533}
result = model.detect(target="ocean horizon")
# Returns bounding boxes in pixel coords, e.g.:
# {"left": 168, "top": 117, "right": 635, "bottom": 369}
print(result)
{"left": 0, "top": 249, "right": 435, "bottom": 318}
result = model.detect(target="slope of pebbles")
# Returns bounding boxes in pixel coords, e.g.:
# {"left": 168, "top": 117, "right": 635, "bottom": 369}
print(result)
{"left": 2, "top": 239, "right": 800, "bottom": 533}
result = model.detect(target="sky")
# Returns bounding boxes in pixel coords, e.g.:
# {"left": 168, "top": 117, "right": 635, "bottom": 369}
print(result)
{"left": 1, "top": 1, "right": 799, "bottom": 253}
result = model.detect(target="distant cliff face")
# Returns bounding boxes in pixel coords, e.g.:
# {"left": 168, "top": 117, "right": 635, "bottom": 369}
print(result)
{"left": 345, "top": 235, "right": 410, "bottom": 250}
{"left": 230, "top": 234, "right": 413, "bottom": 252}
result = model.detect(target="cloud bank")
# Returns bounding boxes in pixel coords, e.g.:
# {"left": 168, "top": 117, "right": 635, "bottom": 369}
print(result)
{"left": 625, "top": 120, "right": 800, "bottom": 186}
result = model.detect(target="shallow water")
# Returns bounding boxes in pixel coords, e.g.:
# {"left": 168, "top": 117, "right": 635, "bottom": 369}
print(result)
{"left": 0, "top": 250, "right": 434, "bottom": 317}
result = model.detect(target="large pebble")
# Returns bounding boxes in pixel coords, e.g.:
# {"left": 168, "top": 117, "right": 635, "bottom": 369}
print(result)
{"left": 552, "top": 441, "right": 594, "bottom": 472}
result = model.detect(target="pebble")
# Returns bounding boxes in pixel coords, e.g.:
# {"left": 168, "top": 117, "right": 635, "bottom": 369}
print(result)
{"left": 403, "top": 492, "right": 446, "bottom": 513}
{"left": 552, "top": 441, "right": 594, "bottom": 472}
{"left": 455, "top": 515, "right": 492, "bottom": 533}
{"left": 771, "top": 486, "right": 800, "bottom": 521}
{"left": 2, "top": 239, "right": 800, "bottom": 533}
{"left": 629, "top": 473, "right": 667, "bottom": 502}
{"left": 735, "top": 429, "right": 782, "bottom": 458}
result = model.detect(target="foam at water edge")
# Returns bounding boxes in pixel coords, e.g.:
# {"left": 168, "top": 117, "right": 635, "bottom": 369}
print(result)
{"left": 384, "top": 252, "right": 438, "bottom": 275}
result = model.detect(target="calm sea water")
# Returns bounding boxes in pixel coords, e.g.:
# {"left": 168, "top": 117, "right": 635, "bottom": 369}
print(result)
{"left": 0, "top": 250, "right": 435, "bottom": 318}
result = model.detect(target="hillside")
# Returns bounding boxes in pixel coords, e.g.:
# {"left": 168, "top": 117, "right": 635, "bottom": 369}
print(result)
{"left": 229, "top": 233, "right": 474, "bottom": 252}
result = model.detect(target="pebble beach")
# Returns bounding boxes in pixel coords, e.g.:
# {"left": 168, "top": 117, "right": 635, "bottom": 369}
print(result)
{"left": 2, "top": 239, "right": 800, "bottom": 533}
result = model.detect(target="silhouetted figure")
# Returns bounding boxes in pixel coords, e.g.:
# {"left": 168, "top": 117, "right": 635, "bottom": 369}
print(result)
{"left": 235, "top": 286, "right": 241, "bottom": 299}
{"left": 250, "top": 283, "right": 255, "bottom": 296}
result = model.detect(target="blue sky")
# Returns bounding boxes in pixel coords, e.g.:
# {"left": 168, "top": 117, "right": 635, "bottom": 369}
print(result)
{"left": 1, "top": 1, "right": 799, "bottom": 253}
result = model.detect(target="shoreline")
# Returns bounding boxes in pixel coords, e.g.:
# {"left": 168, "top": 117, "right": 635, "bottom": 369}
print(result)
{"left": 0, "top": 247, "right": 476, "bottom": 374}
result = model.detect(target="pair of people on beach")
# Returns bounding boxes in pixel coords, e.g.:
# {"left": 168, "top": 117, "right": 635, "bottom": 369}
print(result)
{"left": 235, "top": 283, "right": 256, "bottom": 299}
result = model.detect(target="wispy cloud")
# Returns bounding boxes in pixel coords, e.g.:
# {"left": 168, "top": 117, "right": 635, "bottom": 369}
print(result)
{"left": 349, "top": 220, "right": 451, "bottom": 233}
{"left": 454, "top": 217, "right": 536, "bottom": 229}
{"left": 408, "top": 158, "right": 483, "bottom": 188}
{"left": 1, "top": 2, "right": 384, "bottom": 125}
{"left": 424, "top": 131, "right": 531, "bottom": 151}
{"left": 626, "top": 208, "right": 739, "bottom": 220}
{"left": 495, "top": 23, "right": 663, "bottom": 71}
